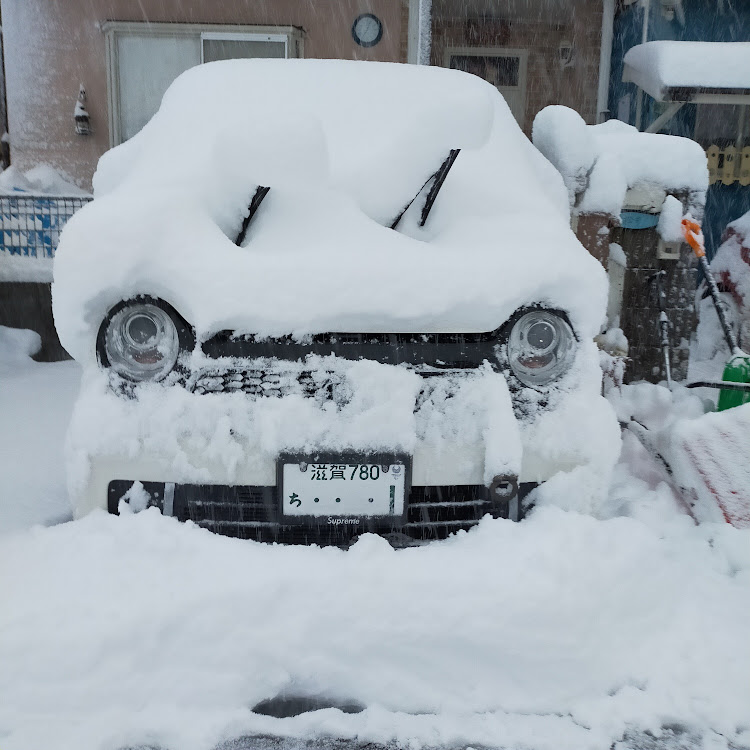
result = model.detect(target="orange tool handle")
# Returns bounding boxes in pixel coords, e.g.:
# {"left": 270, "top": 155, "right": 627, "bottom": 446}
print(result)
{"left": 681, "top": 217, "right": 705, "bottom": 258}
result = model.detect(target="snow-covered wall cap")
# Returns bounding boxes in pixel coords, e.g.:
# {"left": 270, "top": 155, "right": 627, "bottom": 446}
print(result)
{"left": 531, "top": 106, "right": 596, "bottom": 209}
{"left": 532, "top": 106, "right": 707, "bottom": 217}
{"left": 624, "top": 41, "right": 750, "bottom": 101}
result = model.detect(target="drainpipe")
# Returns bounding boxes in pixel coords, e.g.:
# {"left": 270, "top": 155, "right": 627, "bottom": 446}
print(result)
{"left": 635, "top": 0, "right": 650, "bottom": 128}
{"left": 407, "top": 0, "right": 432, "bottom": 65}
{"left": 596, "top": 0, "right": 616, "bottom": 123}
{"left": 641, "top": 0, "right": 651, "bottom": 44}
{"left": 0, "top": 24, "right": 9, "bottom": 168}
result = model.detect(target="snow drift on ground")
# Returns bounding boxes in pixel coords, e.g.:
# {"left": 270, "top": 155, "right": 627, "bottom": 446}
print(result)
{"left": 2, "top": 504, "right": 748, "bottom": 750}
{"left": 624, "top": 41, "right": 750, "bottom": 100}
{"left": 52, "top": 59, "right": 607, "bottom": 369}
{"left": 532, "top": 106, "right": 707, "bottom": 217}
{"left": 1, "top": 334, "right": 749, "bottom": 750}
{"left": 0, "top": 327, "right": 80, "bottom": 531}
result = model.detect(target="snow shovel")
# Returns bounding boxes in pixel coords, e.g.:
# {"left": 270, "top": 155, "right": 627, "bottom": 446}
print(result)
{"left": 682, "top": 218, "right": 750, "bottom": 411}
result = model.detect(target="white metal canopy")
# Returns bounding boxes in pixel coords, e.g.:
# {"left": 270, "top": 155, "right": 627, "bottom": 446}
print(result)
{"left": 623, "top": 41, "right": 750, "bottom": 133}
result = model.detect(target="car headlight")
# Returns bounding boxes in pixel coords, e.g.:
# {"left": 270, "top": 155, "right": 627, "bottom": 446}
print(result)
{"left": 102, "top": 301, "right": 181, "bottom": 382}
{"left": 507, "top": 309, "right": 575, "bottom": 387}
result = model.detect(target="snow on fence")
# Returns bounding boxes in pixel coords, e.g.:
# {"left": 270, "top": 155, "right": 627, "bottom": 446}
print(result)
{"left": 0, "top": 195, "right": 91, "bottom": 282}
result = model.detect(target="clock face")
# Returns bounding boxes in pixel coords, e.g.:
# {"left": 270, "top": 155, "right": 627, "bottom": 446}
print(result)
{"left": 352, "top": 13, "right": 383, "bottom": 48}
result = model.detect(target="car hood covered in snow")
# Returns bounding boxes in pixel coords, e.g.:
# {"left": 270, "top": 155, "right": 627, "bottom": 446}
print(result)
{"left": 53, "top": 59, "right": 607, "bottom": 366}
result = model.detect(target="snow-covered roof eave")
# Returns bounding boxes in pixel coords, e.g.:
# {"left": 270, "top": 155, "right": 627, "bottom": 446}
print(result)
{"left": 623, "top": 41, "right": 750, "bottom": 104}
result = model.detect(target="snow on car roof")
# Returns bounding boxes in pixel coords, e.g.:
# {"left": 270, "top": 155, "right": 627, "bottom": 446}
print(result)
{"left": 93, "top": 59, "right": 499, "bottom": 225}
{"left": 623, "top": 41, "right": 750, "bottom": 101}
{"left": 54, "top": 59, "right": 608, "bottom": 364}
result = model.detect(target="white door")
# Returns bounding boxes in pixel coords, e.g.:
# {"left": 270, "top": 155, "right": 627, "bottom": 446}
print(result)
{"left": 445, "top": 48, "right": 528, "bottom": 127}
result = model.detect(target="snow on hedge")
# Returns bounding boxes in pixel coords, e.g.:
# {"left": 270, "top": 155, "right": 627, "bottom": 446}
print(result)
{"left": 0, "top": 164, "right": 90, "bottom": 196}
{"left": 532, "top": 106, "right": 707, "bottom": 217}
{"left": 624, "top": 41, "right": 750, "bottom": 100}
{"left": 52, "top": 60, "right": 607, "bottom": 367}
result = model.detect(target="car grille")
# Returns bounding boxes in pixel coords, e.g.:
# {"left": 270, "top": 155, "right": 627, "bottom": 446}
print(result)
{"left": 200, "top": 330, "right": 508, "bottom": 369}
{"left": 108, "top": 480, "right": 513, "bottom": 546}
{"left": 190, "top": 368, "right": 346, "bottom": 403}
{"left": 188, "top": 365, "right": 495, "bottom": 411}
{"left": 180, "top": 484, "right": 503, "bottom": 546}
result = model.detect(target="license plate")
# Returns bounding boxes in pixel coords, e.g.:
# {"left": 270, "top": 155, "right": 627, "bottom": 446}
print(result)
{"left": 278, "top": 454, "right": 409, "bottom": 521}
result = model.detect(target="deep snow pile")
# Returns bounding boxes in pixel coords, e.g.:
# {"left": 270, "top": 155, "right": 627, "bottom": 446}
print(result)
{"left": 52, "top": 59, "right": 607, "bottom": 368}
{"left": 624, "top": 41, "right": 750, "bottom": 100}
{"left": 532, "top": 106, "right": 707, "bottom": 217}
{"left": 1, "top": 336, "right": 749, "bottom": 750}
{"left": 1, "top": 506, "right": 749, "bottom": 750}
{"left": 0, "top": 324, "right": 41, "bottom": 367}
{"left": 0, "top": 327, "right": 79, "bottom": 531}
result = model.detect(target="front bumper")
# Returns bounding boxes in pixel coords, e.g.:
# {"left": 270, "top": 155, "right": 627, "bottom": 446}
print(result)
{"left": 108, "top": 479, "right": 535, "bottom": 546}
{"left": 69, "top": 343, "right": 619, "bottom": 534}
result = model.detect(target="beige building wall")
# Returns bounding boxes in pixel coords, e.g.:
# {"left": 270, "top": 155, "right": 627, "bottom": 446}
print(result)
{"left": 431, "top": 0, "right": 603, "bottom": 136}
{"left": 1, "top": 0, "right": 408, "bottom": 189}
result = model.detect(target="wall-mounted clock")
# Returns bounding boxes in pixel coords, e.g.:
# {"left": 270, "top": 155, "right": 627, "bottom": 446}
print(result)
{"left": 352, "top": 13, "right": 383, "bottom": 48}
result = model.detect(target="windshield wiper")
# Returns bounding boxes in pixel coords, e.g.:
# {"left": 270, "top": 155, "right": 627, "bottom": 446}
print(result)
{"left": 235, "top": 185, "right": 270, "bottom": 246}
{"left": 390, "top": 149, "right": 460, "bottom": 230}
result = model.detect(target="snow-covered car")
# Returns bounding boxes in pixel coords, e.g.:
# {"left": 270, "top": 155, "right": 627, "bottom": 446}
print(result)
{"left": 53, "top": 59, "right": 619, "bottom": 545}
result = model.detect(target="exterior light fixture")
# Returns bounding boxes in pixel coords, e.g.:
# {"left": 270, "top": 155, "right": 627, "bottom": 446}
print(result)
{"left": 661, "top": 2, "right": 676, "bottom": 20}
{"left": 74, "top": 84, "right": 92, "bottom": 135}
{"left": 558, "top": 40, "right": 575, "bottom": 69}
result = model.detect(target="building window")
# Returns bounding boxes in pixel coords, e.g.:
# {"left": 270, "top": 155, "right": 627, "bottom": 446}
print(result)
{"left": 444, "top": 47, "right": 528, "bottom": 126}
{"left": 104, "top": 22, "right": 304, "bottom": 145}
